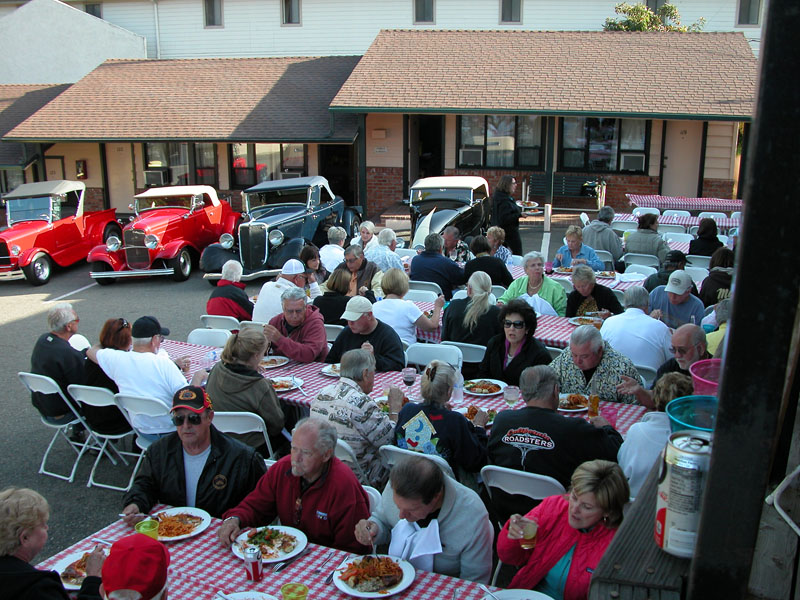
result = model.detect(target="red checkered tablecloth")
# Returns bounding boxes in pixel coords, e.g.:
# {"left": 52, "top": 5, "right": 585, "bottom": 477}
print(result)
{"left": 626, "top": 194, "right": 743, "bottom": 212}
{"left": 613, "top": 212, "right": 740, "bottom": 230}
{"left": 37, "top": 506, "right": 492, "bottom": 600}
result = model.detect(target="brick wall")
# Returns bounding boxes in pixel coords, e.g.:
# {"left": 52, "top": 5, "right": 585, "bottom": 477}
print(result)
{"left": 366, "top": 167, "right": 403, "bottom": 217}
{"left": 84, "top": 187, "right": 105, "bottom": 212}
{"left": 702, "top": 178, "right": 735, "bottom": 199}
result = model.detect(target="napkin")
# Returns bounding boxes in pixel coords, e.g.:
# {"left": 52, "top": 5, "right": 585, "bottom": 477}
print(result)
{"left": 388, "top": 519, "right": 442, "bottom": 572}
{"left": 519, "top": 293, "right": 557, "bottom": 316}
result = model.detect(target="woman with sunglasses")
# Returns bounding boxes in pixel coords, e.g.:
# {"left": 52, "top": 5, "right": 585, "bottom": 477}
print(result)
{"left": 477, "top": 299, "right": 551, "bottom": 386}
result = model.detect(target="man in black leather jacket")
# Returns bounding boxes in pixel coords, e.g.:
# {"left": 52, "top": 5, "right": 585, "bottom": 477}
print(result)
{"left": 121, "top": 386, "right": 266, "bottom": 522}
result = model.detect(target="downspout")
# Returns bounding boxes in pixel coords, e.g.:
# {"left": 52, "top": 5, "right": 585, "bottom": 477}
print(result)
{"left": 152, "top": 0, "right": 161, "bottom": 59}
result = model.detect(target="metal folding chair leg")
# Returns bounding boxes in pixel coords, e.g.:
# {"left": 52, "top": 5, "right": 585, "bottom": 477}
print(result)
{"left": 39, "top": 422, "right": 94, "bottom": 483}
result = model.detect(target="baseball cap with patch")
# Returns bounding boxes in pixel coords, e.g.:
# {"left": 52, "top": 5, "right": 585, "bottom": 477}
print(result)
{"left": 101, "top": 534, "right": 170, "bottom": 600}
{"left": 340, "top": 296, "right": 373, "bottom": 321}
{"left": 171, "top": 385, "right": 213, "bottom": 413}
{"left": 664, "top": 270, "right": 693, "bottom": 294}
{"left": 281, "top": 259, "right": 305, "bottom": 275}
{"left": 131, "top": 316, "right": 170, "bottom": 338}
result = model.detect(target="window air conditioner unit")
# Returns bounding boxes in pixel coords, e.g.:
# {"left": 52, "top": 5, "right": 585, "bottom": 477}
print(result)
{"left": 620, "top": 153, "right": 645, "bottom": 172}
{"left": 144, "top": 169, "right": 167, "bottom": 187}
{"left": 459, "top": 148, "right": 483, "bottom": 166}
{"left": 279, "top": 171, "right": 302, "bottom": 179}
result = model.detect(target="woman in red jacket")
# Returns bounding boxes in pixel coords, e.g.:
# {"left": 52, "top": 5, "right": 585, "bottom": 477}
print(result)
{"left": 497, "top": 460, "right": 629, "bottom": 600}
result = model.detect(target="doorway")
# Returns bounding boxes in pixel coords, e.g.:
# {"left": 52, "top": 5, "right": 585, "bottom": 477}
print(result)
{"left": 408, "top": 115, "right": 444, "bottom": 186}
{"left": 318, "top": 144, "right": 355, "bottom": 205}
{"left": 661, "top": 120, "right": 703, "bottom": 197}
{"left": 45, "top": 156, "right": 65, "bottom": 180}
{"left": 105, "top": 144, "right": 135, "bottom": 212}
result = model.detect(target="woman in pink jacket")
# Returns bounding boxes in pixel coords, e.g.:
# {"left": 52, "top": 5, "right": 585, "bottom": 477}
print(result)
{"left": 497, "top": 460, "right": 629, "bottom": 600}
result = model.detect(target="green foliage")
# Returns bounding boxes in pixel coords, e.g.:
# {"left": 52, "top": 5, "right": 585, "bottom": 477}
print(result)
{"left": 603, "top": 2, "right": 706, "bottom": 32}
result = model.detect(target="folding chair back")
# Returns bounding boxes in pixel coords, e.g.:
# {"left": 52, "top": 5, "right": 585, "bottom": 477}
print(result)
{"left": 324, "top": 324, "right": 344, "bottom": 343}
{"left": 408, "top": 280, "right": 443, "bottom": 295}
{"left": 511, "top": 254, "right": 524, "bottom": 266}
{"left": 239, "top": 320, "right": 268, "bottom": 332}
{"left": 633, "top": 207, "right": 660, "bottom": 217}
{"left": 622, "top": 253, "right": 659, "bottom": 269}
{"left": 611, "top": 221, "right": 637, "bottom": 235}
{"left": 624, "top": 264, "right": 657, "bottom": 277}
{"left": 200, "top": 314, "right": 240, "bottom": 331}
{"left": 594, "top": 249, "right": 613, "bottom": 270}
{"left": 363, "top": 485, "right": 382, "bottom": 513}
{"left": 658, "top": 224, "right": 687, "bottom": 235}
{"left": 395, "top": 248, "right": 417, "bottom": 259}
{"left": 335, "top": 439, "right": 368, "bottom": 483}
{"left": 213, "top": 411, "right": 274, "bottom": 459}
{"left": 441, "top": 341, "right": 486, "bottom": 363}
{"left": 663, "top": 210, "right": 691, "bottom": 218}
{"left": 404, "top": 289, "right": 438, "bottom": 302}
{"left": 378, "top": 445, "right": 455, "bottom": 478}
{"left": 730, "top": 211, "right": 742, "bottom": 220}
{"left": 612, "top": 288, "right": 625, "bottom": 305}
{"left": 662, "top": 232, "right": 693, "bottom": 243}
{"left": 491, "top": 285, "right": 507, "bottom": 298}
{"left": 635, "top": 365, "right": 658, "bottom": 389}
{"left": 405, "top": 342, "right": 463, "bottom": 370}
{"left": 686, "top": 255, "right": 711, "bottom": 269}
{"left": 546, "top": 346, "right": 563, "bottom": 360}
{"left": 698, "top": 211, "right": 727, "bottom": 221}
{"left": 684, "top": 266, "right": 709, "bottom": 286}
{"left": 187, "top": 328, "right": 232, "bottom": 347}
{"left": 554, "top": 277, "right": 573, "bottom": 293}
{"left": 580, "top": 212, "right": 591, "bottom": 226}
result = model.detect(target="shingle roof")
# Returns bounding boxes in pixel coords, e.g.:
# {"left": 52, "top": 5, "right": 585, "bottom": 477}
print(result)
{"left": 5, "top": 56, "right": 360, "bottom": 142}
{"left": 0, "top": 84, "right": 69, "bottom": 166}
{"left": 330, "top": 30, "right": 757, "bottom": 120}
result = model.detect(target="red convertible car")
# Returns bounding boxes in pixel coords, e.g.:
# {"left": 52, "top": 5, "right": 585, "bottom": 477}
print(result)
{"left": 88, "top": 185, "right": 238, "bottom": 284}
{"left": 0, "top": 180, "right": 119, "bottom": 285}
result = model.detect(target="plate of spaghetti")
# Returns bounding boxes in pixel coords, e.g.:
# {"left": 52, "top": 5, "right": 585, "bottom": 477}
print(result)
{"left": 269, "top": 377, "right": 303, "bottom": 392}
{"left": 464, "top": 379, "right": 506, "bottom": 396}
{"left": 334, "top": 554, "right": 414, "bottom": 598}
{"left": 154, "top": 507, "right": 211, "bottom": 541}
{"left": 260, "top": 356, "right": 289, "bottom": 369}
{"left": 231, "top": 525, "right": 307, "bottom": 563}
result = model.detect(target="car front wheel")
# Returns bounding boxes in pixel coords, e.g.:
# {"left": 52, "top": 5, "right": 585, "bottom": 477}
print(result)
{"left": 169, "top": 248, "right": 192, "bottom": 282}
{"left": 102, "top": 222, "right": 122, "bottom": 243}
{"left": 91, "top": 262, "right": 117, "bottom": 286}
{"left": 22, "top": 253, "right": 52, "bottom": 286}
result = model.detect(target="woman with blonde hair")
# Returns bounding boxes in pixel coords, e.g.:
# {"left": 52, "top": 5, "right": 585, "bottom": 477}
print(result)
{"left": 442, "top": 271, "right": 502, "bottom": 352}
{"left": 205, "top": 328, "right": 287, "bottom": 456}
{"left": 487, "top": 226, "right": 513, "bottom": 265}
{"left": 552, "top": 225, "right": 604, "bottom": 271}
{"left": 395, "top": 360, "right": 489, "bottom": 477}
{"left": 372, "top": 268, "right": 443, "bottom": 347}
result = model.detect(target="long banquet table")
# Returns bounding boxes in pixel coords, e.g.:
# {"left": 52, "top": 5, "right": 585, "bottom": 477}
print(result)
{"left": 626, "top": 193, "right": 742, "bottom": 213}
{"left": 612, "top": 212, "right": 739, "bottom": 230}
{"left": 38, "top": 505, "right": 491, "bottom": 600}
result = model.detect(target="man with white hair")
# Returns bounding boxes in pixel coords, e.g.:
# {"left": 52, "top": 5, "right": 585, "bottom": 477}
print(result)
{"left": 320, "top": 225, "right": 347, "bottom": 273}
{"left": 549, "top": 325, "right": 644, "bottom": 405}
{"left": 252, "top": 258, "right": 319, "bottom": 323}
{"left": 218, "top": 417, "right": 371, "bottom": 553}
{"left": 206, "top": 260, "right": 253, "bottom": 320}
{"left": 600, "top": 286, "right": 672, "bottom": 371}
{"left": 264, "top": 286, "right": 328, "bottom": 362}
{"left": 582, "top": 206, "right": 623, "bottom": 268}
{"left": 29, "top": 302, "right": 86, "bottom": 428}
{"left": 365, "top": 227, "right": 404, "bottom": 272}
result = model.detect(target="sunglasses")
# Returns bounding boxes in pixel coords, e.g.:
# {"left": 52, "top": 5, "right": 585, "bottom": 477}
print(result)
{"left": 116, "top": 318, "right": 129, "bottom": 333}
{"left": 503, "top": 320, "right": 525, "bottom": 329}
{"left": 171, "top": 413, "right": 203, "bottom": 426}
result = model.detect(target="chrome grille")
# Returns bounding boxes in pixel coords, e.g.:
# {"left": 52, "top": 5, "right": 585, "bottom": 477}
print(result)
{"left": 239, "top": 222, "right": 268, "bottom": 270}
{"left": 0, "top": 242, "right": 10, "bottom": 267}
{"left": 123, "top": 229, "right": 150, "bottom": 269}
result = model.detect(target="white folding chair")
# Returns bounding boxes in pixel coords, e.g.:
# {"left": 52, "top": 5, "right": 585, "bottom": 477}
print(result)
{"left": 491, "top": 285, "right": 507, "bottom": 298}
{"left": 480, "top": 465, "right": 567, "bottom": 585}
{"left": 698, "top": 211, "right": 727, "bottom": 221}
{"left": 378, "top": 445, "right": 455, "bottom": 478}
{"left": 688, "top": 225, "right": 699, "bottom": 236}
{"left": 634, "top": 365, "right": 658, "bottom": 389}
{"left": 662, "top": 232, "right": 694, "bottom": 243}
{"left": 335, "top": 439, "right": 368, "bottom": 483}
{"left": 657, "top": 223, "right": 687, "bottom": 235}
{"left": 612, "top": 288, "right": 625, "bottom": 305}
{"left": 18, "top": 372, "right": 101, "bottom": 483}
{"left": 113, "top": 394, "right": 171, "bottom": 491}
{"left": 200, "top": 314, "right": 240, "bottom": 331}
{"left": 730, "top": 211, "right": 742, "bottom": 220}
{"left": 324, "top": 324, "right": 344, "bottom": 343}
{"left": 622, "top": 253, "right": 660, "bottom": 269}
{"left": 395, "top": 248, "right": 417, "bottom": 259}
{"left": 546, "top": 346, "right": 563, "bottom": 360}
{"left": 404, "top": 289, "right": 439, "bottom": 302}
{"left": 554, "top": 277, "right": 573, "bottom": 293}
{"left": 405, "top": 342, "right": 463, "bottom": 370}
{"left": 213, "top": 411, "right": 275, "bottom": 459}
{"left": 68, "top": 384, "right": 138, "bottom": 491}
{"left": 239, "top": 320, "right": 268, "bottom": 332}
{"left": 187, "top": 328, "right": 232, "bottom": 347}
{"left": 717, "top": 234, "right": 728, "bottom": 245}
{"left": 451, "top": 289, "right": 468, "bottom": 300}
{"left": 624, "top": 264, "right": 657, "bottom": 277}
{"left": 511, "top": 254, "right": 524, "bottom": 266}
{"left": 633, "top": 207, "right": 660, "bottom": 217}
{"left": 686, "top": 254, "right": 711, "bottom": 269}
{"left": 663, "top": 210, "right": 691, "bottom": 218}
{"left": 684, "top": 266, "right": 709, "bottom": 286}
{"left": 441, "top": 341, "right": 486, "bottom": 363}
{"left": 594, "top": 249, "right": 613, "bottom": 270}
{"left": 580, "top": 212, "right": 591, "bottom": 226}
{"left": 611, "top": 221, "right": 637, "bottom": 236}
{"left": 363, "top": 484, "right": 382, "bottom": 513}
{"left": 408, "top": 280, "right": 443, "bottom": 295}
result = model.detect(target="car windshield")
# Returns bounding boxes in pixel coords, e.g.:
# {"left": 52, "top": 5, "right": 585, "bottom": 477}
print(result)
{"left": 6, "top": 195, "right": 51, "bottom": 225}
{"left": 135, "top": 196, "right": 193, "bottom": 212}
{"left": 246, "top": 188, "right": 308, "bottom": 211}
{"left": 411, "top": 188, "right": 473, "bottom": 204}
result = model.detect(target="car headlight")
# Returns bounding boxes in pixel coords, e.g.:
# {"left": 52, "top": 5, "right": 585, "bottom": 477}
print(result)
{"left": 144, "top": 234, "right": 159, "bottom": 250}
{"left": 268, "top": 230, "right": 284, "bottom": 247}
{"left": 105, "top": 236, "right": 121, "bottom": 252}
{"left": 10, "top": 244, "right": 21, "bottom": 256}
{"left": 219, "top": 233, "right": 234, "bottom": 249}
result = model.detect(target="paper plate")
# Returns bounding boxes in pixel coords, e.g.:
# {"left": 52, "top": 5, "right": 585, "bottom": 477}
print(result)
{"left": 153, "top": 507, "right": 212, "bottom": 542}
{"left": 270, "top": 376, "right": 303, "bottom": 392}
{"left": 482, "top": 590, "right": 556, "bottom": 600}
{"left": 568, "top": 317, "right": 601, "bottom": 327}
{"left": 51, "top": 549, "right": 100, "bottom": 591}
{"left": 232, "top": 525, "right": 308, "bottom": 563}
{"left": 260, "top": 356, "right": 289, "bottom": 369}
{"left": 618, "top": 272, "right": 648, "bottom": 282}
{"left": 333, "top": 555, "right": 414, "bottom": 598}
{"left": 321, "top": 363, "right": 341, "bottom": 377}
{"left": 558, "top": 393, "right": 589, "bottom": 413}
{"left": 463, "top": 379, "right": 506, "bottom": 397}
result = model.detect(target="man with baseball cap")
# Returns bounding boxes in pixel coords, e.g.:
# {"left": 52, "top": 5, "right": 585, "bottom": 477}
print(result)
{"left": 87, "top": 316, "right": 206, "bottom": 436}
{"left": 325, "top": 296, "right": 404, "bottom": 372}
{"left": 648, "top": 270, "right": 705, "bottom": 329}
{"left": 100, "top": 534, "right": 170, "bottom": 600}
{"left": 644, "top": 250, "right": 699, "bottom": 296}
{"left": 252, "top": 258, "right": 320, "bottom": 323}
{"left": 122, "top": 385, "right": 266, "bottom": 524}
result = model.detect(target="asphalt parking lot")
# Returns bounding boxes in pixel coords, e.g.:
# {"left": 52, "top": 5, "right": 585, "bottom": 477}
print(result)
{"left": 0, "top": 219, "right": 571, "bottom": 562}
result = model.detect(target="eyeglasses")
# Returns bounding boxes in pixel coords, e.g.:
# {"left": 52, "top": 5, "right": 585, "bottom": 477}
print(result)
{"left": 116, "top": 318, "right": 129, "bottom": 333}
{"left": 171, "top": 413, "right": 202, "bottom": 426}
{"left": 503, "top": 320, "right": 525, "bottom": 329}
{"left": 670, "top": 344, "right": 698, "bottom": 357}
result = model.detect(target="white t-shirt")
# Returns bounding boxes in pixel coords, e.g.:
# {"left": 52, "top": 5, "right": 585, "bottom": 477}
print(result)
{"left": 600, "top": 308, "right": 673, "bottom": 372}
{"left": 320, "top": 244, "right": 345, "bottom": 273}
{"left": 617, "top": 412, "right": 671, "bottom": 498}
{"left": 252, "top": 277, "right": 318, "bottom": 323}
{"left": 96, "top": 348, "right": 187, "bottom": 434}
{"left": 372, "top": 298, "right": 423, "bottom": 346}
{"left": 183, "top": 445, "right": 212, "bottom": 507}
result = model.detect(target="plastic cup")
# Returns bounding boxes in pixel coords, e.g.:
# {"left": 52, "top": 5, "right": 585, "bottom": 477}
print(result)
{"left": 134, "top": 519, "right": 159, "bottom": 540}
{"left": 504, "top": 386, "right": 520, "bottom": 406}
{"left": 281, "top": 582, "right": 309, "bottom": 600}
{"left": 519, "top": 519, "right": 538, "bottom": 549}
{"left": 588, "top": 394, "right": 600, "bottom": 418}
{"left": 545, "top": 261, "right": 553, "bottom": 274}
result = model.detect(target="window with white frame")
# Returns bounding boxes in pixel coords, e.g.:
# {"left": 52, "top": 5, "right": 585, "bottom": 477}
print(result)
{"left": 84, "top": 3, "right": 102, "bottom": 18}
{"left": 458, "top": 115, "right": 544, "bottom": 169}
{"left": 204, "top": 0, "right": 222, "bottom": 27}
{"left": 414, "top": 0, "right": 434, "bottom": 23}
{"left": 230, "top": 143, "right": 307, "bottom": 188}
{"left": 737, "top": 0, "right": 761, "bottom": 25}
{"left": 560, "top": 117, "right": 648, "bottom": 173}
{"left": 500, "top": 0, "right": 521, "bottom": 23}
{"left": 144, "top": 142, "right": 217, "bottom": 186}
{"left": 282, "top": 0, "right": 301, "bottom": 25}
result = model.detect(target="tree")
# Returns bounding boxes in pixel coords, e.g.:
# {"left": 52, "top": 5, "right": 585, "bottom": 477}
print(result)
{"left": 603, "top": 3, "right": 706, "bottom": 32}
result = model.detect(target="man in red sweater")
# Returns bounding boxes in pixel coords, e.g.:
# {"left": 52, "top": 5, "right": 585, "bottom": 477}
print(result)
{"left": 217, "top": 417, "right": 370, "bottom": 554}
{"left": 264, "top": 287, "right": 328, "bottom": 363}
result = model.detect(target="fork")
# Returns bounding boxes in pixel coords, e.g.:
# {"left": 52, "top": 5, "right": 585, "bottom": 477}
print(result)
{"left": 312, "top": 549, "right": 335, "bottom": 574}
{"left": 325, "top": 554, "right": 351, "bottom": 584}
{"left": 292, "top": 376, "right": 310, "bottom": 397}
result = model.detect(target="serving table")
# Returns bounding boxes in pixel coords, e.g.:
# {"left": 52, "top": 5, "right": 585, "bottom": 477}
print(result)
{"left": 626, "top": 193, "right": 742, "bottom": 213}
